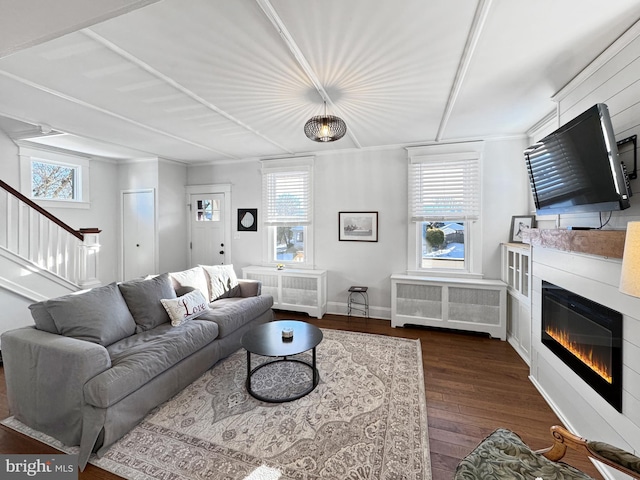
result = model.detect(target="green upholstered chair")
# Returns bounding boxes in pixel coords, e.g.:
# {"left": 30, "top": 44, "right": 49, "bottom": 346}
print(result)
{"left": 454, "top": 425, "right": 640, "bottom": 480}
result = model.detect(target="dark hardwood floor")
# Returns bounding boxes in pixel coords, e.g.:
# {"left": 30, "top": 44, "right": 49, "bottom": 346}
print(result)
{"left": 0, "top": 312, "right": 603, "bottom": 479}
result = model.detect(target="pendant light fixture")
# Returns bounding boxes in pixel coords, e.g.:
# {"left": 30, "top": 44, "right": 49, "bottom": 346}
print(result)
{"left": 304, "top": 101, "right": 347, "bottom": 142}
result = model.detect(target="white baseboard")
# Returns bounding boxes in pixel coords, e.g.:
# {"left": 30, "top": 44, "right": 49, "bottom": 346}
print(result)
{"left": 326, "top": 301, "right": 391, "bottom": 321}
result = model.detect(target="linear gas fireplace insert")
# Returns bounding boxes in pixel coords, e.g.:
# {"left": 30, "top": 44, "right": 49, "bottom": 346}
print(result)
{"left": 541, "top": 281, "right": 622, "bottom": 412}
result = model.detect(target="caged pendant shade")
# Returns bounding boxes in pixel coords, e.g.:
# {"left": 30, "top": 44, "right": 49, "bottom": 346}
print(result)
{"left": 304, "top": 102, "right": 347, "bottom": 142}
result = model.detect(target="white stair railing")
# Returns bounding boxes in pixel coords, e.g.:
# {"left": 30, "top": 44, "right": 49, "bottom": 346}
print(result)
{"left": 0, "top": 179, "right": 100, "bottom": 289}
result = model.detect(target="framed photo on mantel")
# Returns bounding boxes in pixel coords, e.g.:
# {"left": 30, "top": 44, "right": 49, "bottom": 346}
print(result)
{"left": 509, "top": 215, "right": 535, "bottom": 243}
{"left": 339, "top": 211, "right": 378, "bottom": 242}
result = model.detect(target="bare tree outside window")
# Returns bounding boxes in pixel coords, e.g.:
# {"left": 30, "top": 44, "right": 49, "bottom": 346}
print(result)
{"left": 32, "top": 161, "right": 75, "bottom": 200}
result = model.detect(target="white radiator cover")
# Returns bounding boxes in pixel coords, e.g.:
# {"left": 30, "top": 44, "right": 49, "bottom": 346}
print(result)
{"left": 391, "top": 274, "right": 507, "bottom": 340}
{"left": 242, "top": 266, "right": 327, "bottom": 319}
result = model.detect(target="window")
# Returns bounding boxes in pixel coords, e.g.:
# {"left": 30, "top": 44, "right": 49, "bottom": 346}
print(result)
{"left": 19, "top": 145, "right": 90, "bottom": 208}
{"left": 31, "top": 159, "right": 78, "bottom": 200}
{"left": 195, "top": 198, "right": 221, "bottom": 222}
{"left": 421, "top": 221, "right": 466, "bottom": 270}
{"left": 407, "top": 144, "right": 483, "bottom": 275}
{"left": 261, "top": 157, "right": 314, "bottom": 266}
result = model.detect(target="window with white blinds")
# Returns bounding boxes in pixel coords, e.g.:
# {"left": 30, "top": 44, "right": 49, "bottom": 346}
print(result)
{"left": 262, "top": 165, "right": 312, "bottom": 225}
{"left": 261, "top": 157, "right": 314, "bottom": 267}
{"left": 408, "top": 153, "right": 481, "bottom": 221}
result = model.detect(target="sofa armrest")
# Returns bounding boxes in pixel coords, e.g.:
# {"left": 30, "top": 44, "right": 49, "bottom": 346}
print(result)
{"left": 238, "top": 279, "right": 261, "bottom": 297}
{"left": 1, "top": 326, "right": 111, "bottom": 445}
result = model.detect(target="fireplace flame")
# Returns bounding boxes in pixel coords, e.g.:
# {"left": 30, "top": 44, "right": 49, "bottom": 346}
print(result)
{"left": 545, "top": 326, "right": 612, "bottom": 384}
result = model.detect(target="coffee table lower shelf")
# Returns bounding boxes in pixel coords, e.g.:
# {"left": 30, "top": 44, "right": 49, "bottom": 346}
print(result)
{"left": 245, "top": 350, "right": 320, "bottom": 403}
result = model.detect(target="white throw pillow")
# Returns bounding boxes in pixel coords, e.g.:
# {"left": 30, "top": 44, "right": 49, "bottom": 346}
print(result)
{"left": 200, "top": 264, "right": 239, "bottom": 301}
{"left": 160, "top": 289, "right": 209, "bottom": 326}
{"left": 169, "top": 266, "right": 210, "bottom": 299}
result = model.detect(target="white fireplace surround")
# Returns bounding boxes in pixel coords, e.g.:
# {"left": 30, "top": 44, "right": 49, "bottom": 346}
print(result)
{"left": 530, "top": 246, "right": 640, "bottom": 479}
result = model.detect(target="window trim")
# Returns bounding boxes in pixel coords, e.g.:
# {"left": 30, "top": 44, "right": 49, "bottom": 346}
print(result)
{"left": 406, "top": 143, "right": 484, "bottom": 278}
{"left": 19, "top": 144, "right": 90, "bottom": 209}
{"left": 261, "top": 157, "right": 314, "bottom": 268}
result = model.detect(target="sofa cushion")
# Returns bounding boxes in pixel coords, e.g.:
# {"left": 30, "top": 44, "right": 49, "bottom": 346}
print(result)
{"left": 84, "top": 320, "right": 219, "bottom": 408}
{"left": 29, "top": 287, "right": 93, "bottom": 334}
{"left": 169, "top": 267, "right": 209, "bottom": 299}
{"left": 160, "top": 289, "right": 210, "bottom": 326}
{"left": 200, "top": 264, "right": 240, "bottom": 301}
{"left": 199, "top": 295, "right": 273, "bottom": 338}
{"left": 118, "top": 273, "right": 175, "bottom": 332}
{"left": 28, "top": 301, "right": 59, "bottom": 334}
{"left": 46, "top": 283, "right": 137, "bottom": 346}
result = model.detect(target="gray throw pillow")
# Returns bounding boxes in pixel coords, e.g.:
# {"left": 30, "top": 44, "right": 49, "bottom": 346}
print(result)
{"left": 47, "top": 283, "right": 136, "bottom": 346}
{"left": 28, "top": 301, "right": 59, "bottom": 334}
{"left": 118, "top": 273, "right": 176, "bottom": 332}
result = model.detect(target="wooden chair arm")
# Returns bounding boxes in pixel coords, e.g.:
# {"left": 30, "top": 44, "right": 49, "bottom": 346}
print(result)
{"left": 537, "top": 425, "right": 640, "bottom": 479}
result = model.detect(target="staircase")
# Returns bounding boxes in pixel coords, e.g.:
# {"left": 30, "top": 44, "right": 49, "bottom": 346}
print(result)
{"left": 0, "top": 179, "right": 101, "bottom": 339}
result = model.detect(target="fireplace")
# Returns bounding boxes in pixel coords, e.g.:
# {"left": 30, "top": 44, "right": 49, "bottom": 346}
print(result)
{"left": 541, "top": 281, "right": 622, "bottom": 412}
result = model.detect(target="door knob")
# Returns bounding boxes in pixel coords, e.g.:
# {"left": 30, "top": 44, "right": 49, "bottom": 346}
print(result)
{"left": 219, "top": 250, "right": 225, "bottom": 255}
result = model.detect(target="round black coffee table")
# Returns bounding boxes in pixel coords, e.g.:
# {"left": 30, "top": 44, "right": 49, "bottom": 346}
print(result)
{"left": 241, "top": 320, "right": 323, "bottom": 403}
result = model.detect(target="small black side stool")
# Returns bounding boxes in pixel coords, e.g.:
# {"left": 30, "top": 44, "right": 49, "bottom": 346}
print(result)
{"left": 348, "top": 286, "right": 369, "bottom": 318}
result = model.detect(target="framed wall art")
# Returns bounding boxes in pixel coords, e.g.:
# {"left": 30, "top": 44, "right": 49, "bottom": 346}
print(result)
{"left": 238, "top": 208, "right": 258, "bottom": 232}
{"left": 509, "top": 215, "right": 535, "bottom": 243}
{"left": 339, "top": 211, "right": 378, "bottom": 242}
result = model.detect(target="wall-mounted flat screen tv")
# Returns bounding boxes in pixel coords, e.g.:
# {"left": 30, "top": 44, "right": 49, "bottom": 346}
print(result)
{"left": 524, "top": 103, "right": 630, "bottom": 215}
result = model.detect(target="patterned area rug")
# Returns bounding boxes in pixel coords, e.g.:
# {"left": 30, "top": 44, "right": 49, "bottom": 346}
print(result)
{"left": 2, "top": 328, "right": 431, "bottom": 480}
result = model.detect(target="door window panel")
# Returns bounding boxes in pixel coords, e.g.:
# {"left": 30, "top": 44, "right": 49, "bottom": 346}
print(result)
{"left": 196, "top": 199, "right": 220, "bottom": 222}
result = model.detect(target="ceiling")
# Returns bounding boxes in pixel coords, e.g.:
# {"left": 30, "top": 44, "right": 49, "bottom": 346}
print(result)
{"left": 1, "top": 0, "right": 640, "bottom": 164}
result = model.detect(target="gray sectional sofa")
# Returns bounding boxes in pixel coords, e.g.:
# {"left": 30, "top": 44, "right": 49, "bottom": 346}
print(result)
{"left": 1, "top": 265, "right": 273, "bottom": 469}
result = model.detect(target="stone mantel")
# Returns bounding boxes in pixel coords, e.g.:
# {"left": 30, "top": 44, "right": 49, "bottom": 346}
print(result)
{"left": 521, "top": 228, "right": 626, "bottom": 259}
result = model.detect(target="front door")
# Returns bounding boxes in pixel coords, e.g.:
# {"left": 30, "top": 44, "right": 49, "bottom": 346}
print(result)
{"left": 190, "top": 193, "right": 227, "bottom": 266}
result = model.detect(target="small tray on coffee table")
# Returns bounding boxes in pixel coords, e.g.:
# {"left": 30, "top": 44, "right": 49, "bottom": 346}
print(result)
{"left": 240, "top": 320, "right": 323, "bottom": 403}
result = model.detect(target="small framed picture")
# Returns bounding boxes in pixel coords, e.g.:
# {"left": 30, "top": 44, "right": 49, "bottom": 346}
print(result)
{"left": 339, "top": 211, "right": 378, "bottom": 242}
{"left": 237, "top": 208, "right": 258, "bottom": 232}
{"left": 509, "top": 215, "right": 535, "bottom": 243}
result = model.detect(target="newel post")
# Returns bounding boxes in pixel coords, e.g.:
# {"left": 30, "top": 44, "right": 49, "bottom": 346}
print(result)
{"left": 78, "top": 228, "right": 102, "bottom": 289}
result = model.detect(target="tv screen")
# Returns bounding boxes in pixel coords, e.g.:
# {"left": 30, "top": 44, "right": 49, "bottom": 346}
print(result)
{"left": 524, "top": 103, "right": 630, "bottom": 215}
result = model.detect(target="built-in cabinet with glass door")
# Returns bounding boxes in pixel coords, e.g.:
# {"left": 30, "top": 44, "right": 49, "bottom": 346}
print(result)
{"left": 501, "top": 243, "right": 531, "bottom": 364}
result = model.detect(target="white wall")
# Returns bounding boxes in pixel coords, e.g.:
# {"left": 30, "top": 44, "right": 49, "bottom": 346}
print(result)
{"left": 46, "top": 158, "right": 120, "bottom": 284}
{"left": 530, "top": 249, "right": 640, "bottom": 478}
{"left": 117, "top": 157, "right": 191, "bottom": 278}
{"left": 158, "top": 158, "right": 188, "bottom": 274}
{"left": 0, "top": 129, "right": 19, "bottom": 185}
{"left": 0, "top": 127, "right": 121, "bottom": 286}
{"left": 529, "top": 24, "right": 640, "bottom": 231}
{"left": 188, "top": 139, "right": 529, "bottom": 318}
{"left": 526, "top": 21, "right": 640, "bottom": 477}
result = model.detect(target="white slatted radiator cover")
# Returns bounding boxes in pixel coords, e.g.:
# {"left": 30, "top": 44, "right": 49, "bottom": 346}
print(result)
{"left": 391, "top": 275, "right": 507, "bottom": 340}
{"left": 242, "top": 266, "right": 327, "bottom": 319}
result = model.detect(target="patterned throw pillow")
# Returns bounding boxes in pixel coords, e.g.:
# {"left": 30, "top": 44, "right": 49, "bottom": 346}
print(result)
{"left": 169, "top": 267, "right": 210, "bottom": 300}
{"left": 160, "top": 289, "right": 210, "bottom": 327}
{"left": 200, "top": 264, "right": 240, "bottom": 301}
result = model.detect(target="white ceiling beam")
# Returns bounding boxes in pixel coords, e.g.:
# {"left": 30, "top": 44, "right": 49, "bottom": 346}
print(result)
{"left": 82, "top": 29, "right": 294, "bottom": 156}
{"left": 436, "top": 0, "right": 493, "bottom": 142}
{"left": 256, "top": 0, "right": 362, "bottom": 148}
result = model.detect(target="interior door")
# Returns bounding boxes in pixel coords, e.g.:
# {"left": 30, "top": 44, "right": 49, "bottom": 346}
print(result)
{"left": 190, "top": 193, "right": 227, "bottom": 266}
{"left": 122, "top": 190, "right": 156, "bottom": 280}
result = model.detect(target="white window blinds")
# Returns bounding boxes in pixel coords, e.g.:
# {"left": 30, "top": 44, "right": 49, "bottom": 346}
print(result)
{"left": 408, "top": 152, "right": 481, "bottom": 221}
{"left": 262, "top": 159, "right": 313, "bottom": 226}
